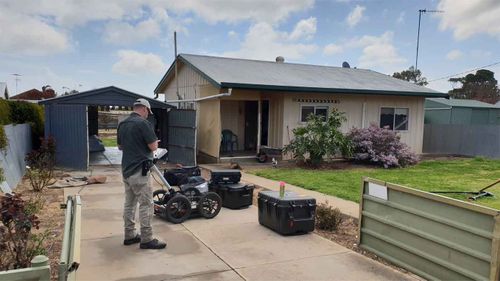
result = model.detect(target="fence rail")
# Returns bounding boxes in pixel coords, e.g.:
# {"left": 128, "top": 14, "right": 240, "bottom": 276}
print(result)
{"left": 359, "top": 178, "right": 500, "bottom": 281}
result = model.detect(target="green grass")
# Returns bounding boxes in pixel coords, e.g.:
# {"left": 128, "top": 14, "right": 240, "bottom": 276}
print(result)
{"left": 101, "top": 138, "right": 117, "bottom": 147}
{"left": 252, "top": 158, "right": 500, "bottom": 210}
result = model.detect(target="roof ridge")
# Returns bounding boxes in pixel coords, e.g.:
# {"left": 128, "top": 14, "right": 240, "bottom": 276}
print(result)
{"left": 179, "top": 53, "right": 370, "bottom": 71}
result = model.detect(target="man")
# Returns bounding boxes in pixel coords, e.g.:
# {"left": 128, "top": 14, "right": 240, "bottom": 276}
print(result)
{"left": 117, "top": 98, "right": 166, "bottom": 250}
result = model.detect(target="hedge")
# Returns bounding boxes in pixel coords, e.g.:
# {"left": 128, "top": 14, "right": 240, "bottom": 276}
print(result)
{"left": 0, "top": 100, "right": 44, "bottom": 149}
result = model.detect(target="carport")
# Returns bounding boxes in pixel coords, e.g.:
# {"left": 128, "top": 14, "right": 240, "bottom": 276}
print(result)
{"left": 40, "top": 86, "right": 195, "bottom": 170}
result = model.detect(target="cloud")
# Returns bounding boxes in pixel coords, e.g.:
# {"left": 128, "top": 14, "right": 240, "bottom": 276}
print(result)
{"left": 323, "top": 44, "right": 343, "bottom": 55}
{"left": 437, "top": 0, "right": 500, "bottom": 40}
{"left": 446, "top": 49, "right": 463, "bottom": 60}
{"left": 397, "top": 12, "right": 405, "bottom": 24}
{"left": 164, "top": 0, "right": 314, "bottom": 24}
{"left": 112, "top": 50, "right": 166, "bottom": 75}
{"left": 223, "top": 22, "right": 317, "bottom": 61}
{"left": 103, "top": 19, "right": 161, "bottom": 45}
{"left": 0, "top": 7, "right": 69, "bottom": 55}
{"left": 348, "top": 32, "right": 406, "bottom": 72}
{"left": 288, "top": 17, "right": 317, "bottom": 41}
{"left": 346, "top": 5, "right": 366, "bottom": 27}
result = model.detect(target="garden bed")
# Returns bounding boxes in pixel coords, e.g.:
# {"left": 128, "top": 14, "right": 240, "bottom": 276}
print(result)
{"left": 1, "top": 176, "right": 65, "bottom": 281}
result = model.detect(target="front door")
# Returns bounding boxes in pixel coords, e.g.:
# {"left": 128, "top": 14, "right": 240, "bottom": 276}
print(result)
{"left": 244, "top": 101, "right": 258, "bottom": 150}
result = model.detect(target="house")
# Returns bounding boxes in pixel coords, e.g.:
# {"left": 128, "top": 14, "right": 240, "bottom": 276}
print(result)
{"left": 155, "top": 54, "right": 447, "bottom": 163}
{"left": 0, "top": 82, "right": 8, "bottom": 99}
{"left": 10, "top": 86, "right": 56, "bottom": 101}
{"left": 425, "top": 98, "right": 500, "bottom": 125}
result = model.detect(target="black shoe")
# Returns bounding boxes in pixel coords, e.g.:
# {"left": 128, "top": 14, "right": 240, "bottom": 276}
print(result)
{"left": 123, "top": 235, "right": 141, "bottom": 246}
{"left": 140, "top": 238, "right": 167, "bottom": 249}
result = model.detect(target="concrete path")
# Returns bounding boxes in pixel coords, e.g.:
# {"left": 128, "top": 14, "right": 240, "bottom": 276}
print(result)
{"left": 65, "top": 165, "right": 416, "bottom": 281}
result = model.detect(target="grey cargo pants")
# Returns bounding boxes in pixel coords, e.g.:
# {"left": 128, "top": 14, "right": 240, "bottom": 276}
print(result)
{"left": 123, "top": 169, "right": 153, "bottom": 243}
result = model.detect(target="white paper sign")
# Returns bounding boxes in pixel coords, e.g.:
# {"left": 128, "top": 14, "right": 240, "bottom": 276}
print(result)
{"left": 368, "top": 182, "right": 388, "bottom": 200}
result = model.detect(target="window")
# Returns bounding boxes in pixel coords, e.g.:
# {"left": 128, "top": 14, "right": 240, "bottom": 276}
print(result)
{"left": 380, "top": 107, "right": 408, "bottom": 130}
{"left": 301, "top": 105, "right": 328, "bottom": 122}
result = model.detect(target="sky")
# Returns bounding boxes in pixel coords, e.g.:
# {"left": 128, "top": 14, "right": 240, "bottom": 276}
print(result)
{"left": 1, "top": 0, "right": 499, "bottom": 98}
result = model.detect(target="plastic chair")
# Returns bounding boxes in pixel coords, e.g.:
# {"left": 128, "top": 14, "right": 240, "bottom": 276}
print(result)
{"left": 221, "top": 129, "right": 238, "bottom": 154}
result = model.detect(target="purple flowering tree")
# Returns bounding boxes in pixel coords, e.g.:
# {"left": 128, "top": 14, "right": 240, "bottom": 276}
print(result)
{"left": 347, "top": 124, "right": 419, "bottom": 168}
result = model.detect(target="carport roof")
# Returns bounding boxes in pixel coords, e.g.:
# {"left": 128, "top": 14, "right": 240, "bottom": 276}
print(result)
{"left": 426, "top": 98, "right": 500, "bottom": 109}
{"left": 39, "top": 86, "right": 173, "bottom": 108}
{"left": 155, "top": 54, "right": 448, "bottom": 98}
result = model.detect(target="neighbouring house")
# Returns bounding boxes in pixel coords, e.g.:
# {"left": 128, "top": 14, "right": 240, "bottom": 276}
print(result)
{"left": 10, "top": 86, "right": 56, "bottom": 101}
{"left": 0, "top": 82, "right": 8, "bottom": 99}
{"left": 425, "top": 98, "right": 500, "bottom": 125}
{"left": 155, "top": 54, "right": 448, "bottom": 163}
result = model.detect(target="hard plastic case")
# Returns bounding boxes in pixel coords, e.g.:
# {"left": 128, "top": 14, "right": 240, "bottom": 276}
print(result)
{"left": 210, "top": 182, "right": 254, "bottom": 209}
{"left": 258, "top": 191, "right": 316, "bottom": 235}
{"left": 210, "top": 170, "right": 241, "bottom": 184}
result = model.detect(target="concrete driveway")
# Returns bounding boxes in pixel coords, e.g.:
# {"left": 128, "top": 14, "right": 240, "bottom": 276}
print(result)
{"left": 65, "top": 165, "right": 417, "bottom": 281}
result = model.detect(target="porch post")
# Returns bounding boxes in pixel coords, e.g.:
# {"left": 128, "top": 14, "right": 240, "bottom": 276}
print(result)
{"left": 257, "top": 98, "right": 262, "bottom": 154}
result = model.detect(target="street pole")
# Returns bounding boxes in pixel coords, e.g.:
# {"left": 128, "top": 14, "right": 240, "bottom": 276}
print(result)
{"left": 415, "top": 9, "right": 444, "bottom": 73}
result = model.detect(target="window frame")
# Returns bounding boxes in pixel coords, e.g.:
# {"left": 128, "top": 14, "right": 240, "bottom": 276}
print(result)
{"left": 379, "top": 106, "right": 410, "bottom": 131}
{"left": 299, "top": 104, "right": 330, "bottom": 123}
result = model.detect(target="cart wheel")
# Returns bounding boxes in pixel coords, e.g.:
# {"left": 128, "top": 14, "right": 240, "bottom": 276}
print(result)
{"left": 198, "top": 192, "right": 222, "bottom": 219}
{"left": 153, "top": 189, "right": 169, "bottom": 205}
{"left": 165, "top": 194, "right": 192, "bottom": 224}
{"left": 257, "top": 152, "right": 268, "bottom": 163}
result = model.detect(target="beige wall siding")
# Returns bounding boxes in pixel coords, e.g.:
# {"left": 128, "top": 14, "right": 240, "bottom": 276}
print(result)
{"left": 264, "top": 94, "right": 284, "bottom": 147}
{"left": 220, "top": 100, "right": 245, "bottom": 149}
{"left": 282, "top": 93, "right": 425, "bottom": 153}
{"left": 197, "top": 85, "right": 221, "bottom": 158}
{"left": 161, "top": 63, "right": 211, "bottom": 102}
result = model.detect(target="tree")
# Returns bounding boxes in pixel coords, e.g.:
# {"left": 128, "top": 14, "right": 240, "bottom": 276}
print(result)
{"left": 448, "top": 69, "right": 500, "bottom": 104}
{"left": 284, "top": 109, "right": 352, "bottom": 165}
{"left": 392, "top": 66, "right": 428, "bottom": 86}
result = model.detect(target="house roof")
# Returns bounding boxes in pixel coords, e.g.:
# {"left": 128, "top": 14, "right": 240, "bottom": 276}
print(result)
{"left": 39, "top": 86, "right": 173, "bottom": 108}
{"left": 10, "top": 88, "right": 56, "bottom": 100}
{"left": 426, "top": 98, "right": 500, "bottom": 109}
{"left": 155, "top": 54, "right": 447, "bottom": 98}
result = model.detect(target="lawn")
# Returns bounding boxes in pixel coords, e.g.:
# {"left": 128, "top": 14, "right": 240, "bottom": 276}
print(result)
{"left": 101, "top": 137, "right": 117, "bottom": 147}
{"left": 252, "top": 158, "right": 500, "bottom": 210}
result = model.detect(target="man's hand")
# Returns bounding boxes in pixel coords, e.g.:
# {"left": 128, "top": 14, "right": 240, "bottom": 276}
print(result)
{"left": 148, "top": 140, "right": 160, "bottom": 152}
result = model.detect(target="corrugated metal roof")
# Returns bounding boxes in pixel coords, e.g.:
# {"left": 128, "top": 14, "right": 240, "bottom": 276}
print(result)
{"left": 156, "top": 54, "right": 447, "bottom": 97}
{"left": 426, "top": 98, "right": 500, "bottom": 109}
{"left": 39, "top": 86, "right": 173, "bottom": 108}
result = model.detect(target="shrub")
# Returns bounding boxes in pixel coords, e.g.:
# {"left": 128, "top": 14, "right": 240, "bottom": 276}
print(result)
{"left": 25, "top": 137, "right": 56, "bottom": 192}
{"left": 284, "top": 110, "right": 352, "bottom": 165}
{"left": 0, "top": 99, "right": 11, "bottom": 125}
{"left": 315, "top": 201, "right": 343, "bottom": 231}
{"left": 0, "top": 193, "right": 49, "bottom": 270}
{"left": 8, "top": 101, "right": 44, "bottom": 148}
{"left": 347, "top": 123, "right": 419, "bottom": 168}
{"left": 0, "top": 126, "right": 7, "bottom": 151}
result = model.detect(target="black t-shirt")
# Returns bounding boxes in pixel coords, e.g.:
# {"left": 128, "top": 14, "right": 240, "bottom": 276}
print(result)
{"left": 117, "top": 112, "right": 158, "bottom": 178}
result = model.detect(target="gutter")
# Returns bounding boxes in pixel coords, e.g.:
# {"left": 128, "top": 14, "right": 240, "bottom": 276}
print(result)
{"left": 165, "top": 88, "right": 232, "bottom": 103}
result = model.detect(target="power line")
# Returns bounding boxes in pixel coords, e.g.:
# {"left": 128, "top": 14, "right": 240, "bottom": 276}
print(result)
{"left": 428, "top": 61, "right": 500, "bottom": 82}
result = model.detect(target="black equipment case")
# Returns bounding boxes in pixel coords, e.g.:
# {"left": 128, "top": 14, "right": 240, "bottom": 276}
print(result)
{"left": 210, "top": 170, "right": 241, "bottom": 184}
{"left": 258, "top": 191, "right": 316, "bottom": 235}
{"left": 210, "top": 183, "right": 254, "bottom": 209}
{"left": 164, "top": 166, "right": 201, "bottom": 186}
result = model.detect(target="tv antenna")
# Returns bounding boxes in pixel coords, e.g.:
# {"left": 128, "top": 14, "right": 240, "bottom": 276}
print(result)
{"left": 11, "top": 73, "right": 22, "bottom": 95}
{"left": 415, "top": 9, "right": 444, "bottom": 72}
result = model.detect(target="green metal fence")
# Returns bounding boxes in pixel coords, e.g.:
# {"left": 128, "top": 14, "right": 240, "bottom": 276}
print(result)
{"left": 59, "top": 195, "right": 81, "bottom": 281}
{"left": 0, "top": 195, "right": 81, "bottom": 281}
{"left": 359, "top": 178, "right": 500, "bottom": 281}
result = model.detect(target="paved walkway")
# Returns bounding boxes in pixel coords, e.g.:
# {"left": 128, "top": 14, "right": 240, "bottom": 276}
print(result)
{"left": 65, "top": 165, "right": 416, "bottom": 281}
{"left": 200, "top": 164, "right": 360, "bottom": 218}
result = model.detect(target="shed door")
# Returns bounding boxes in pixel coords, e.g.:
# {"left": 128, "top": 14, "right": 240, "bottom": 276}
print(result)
{"left": 45, "top": 104, "right": 88, "bottom": 170}
{"left": 167, "top": 109, "right": 196, "bottom": 166}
